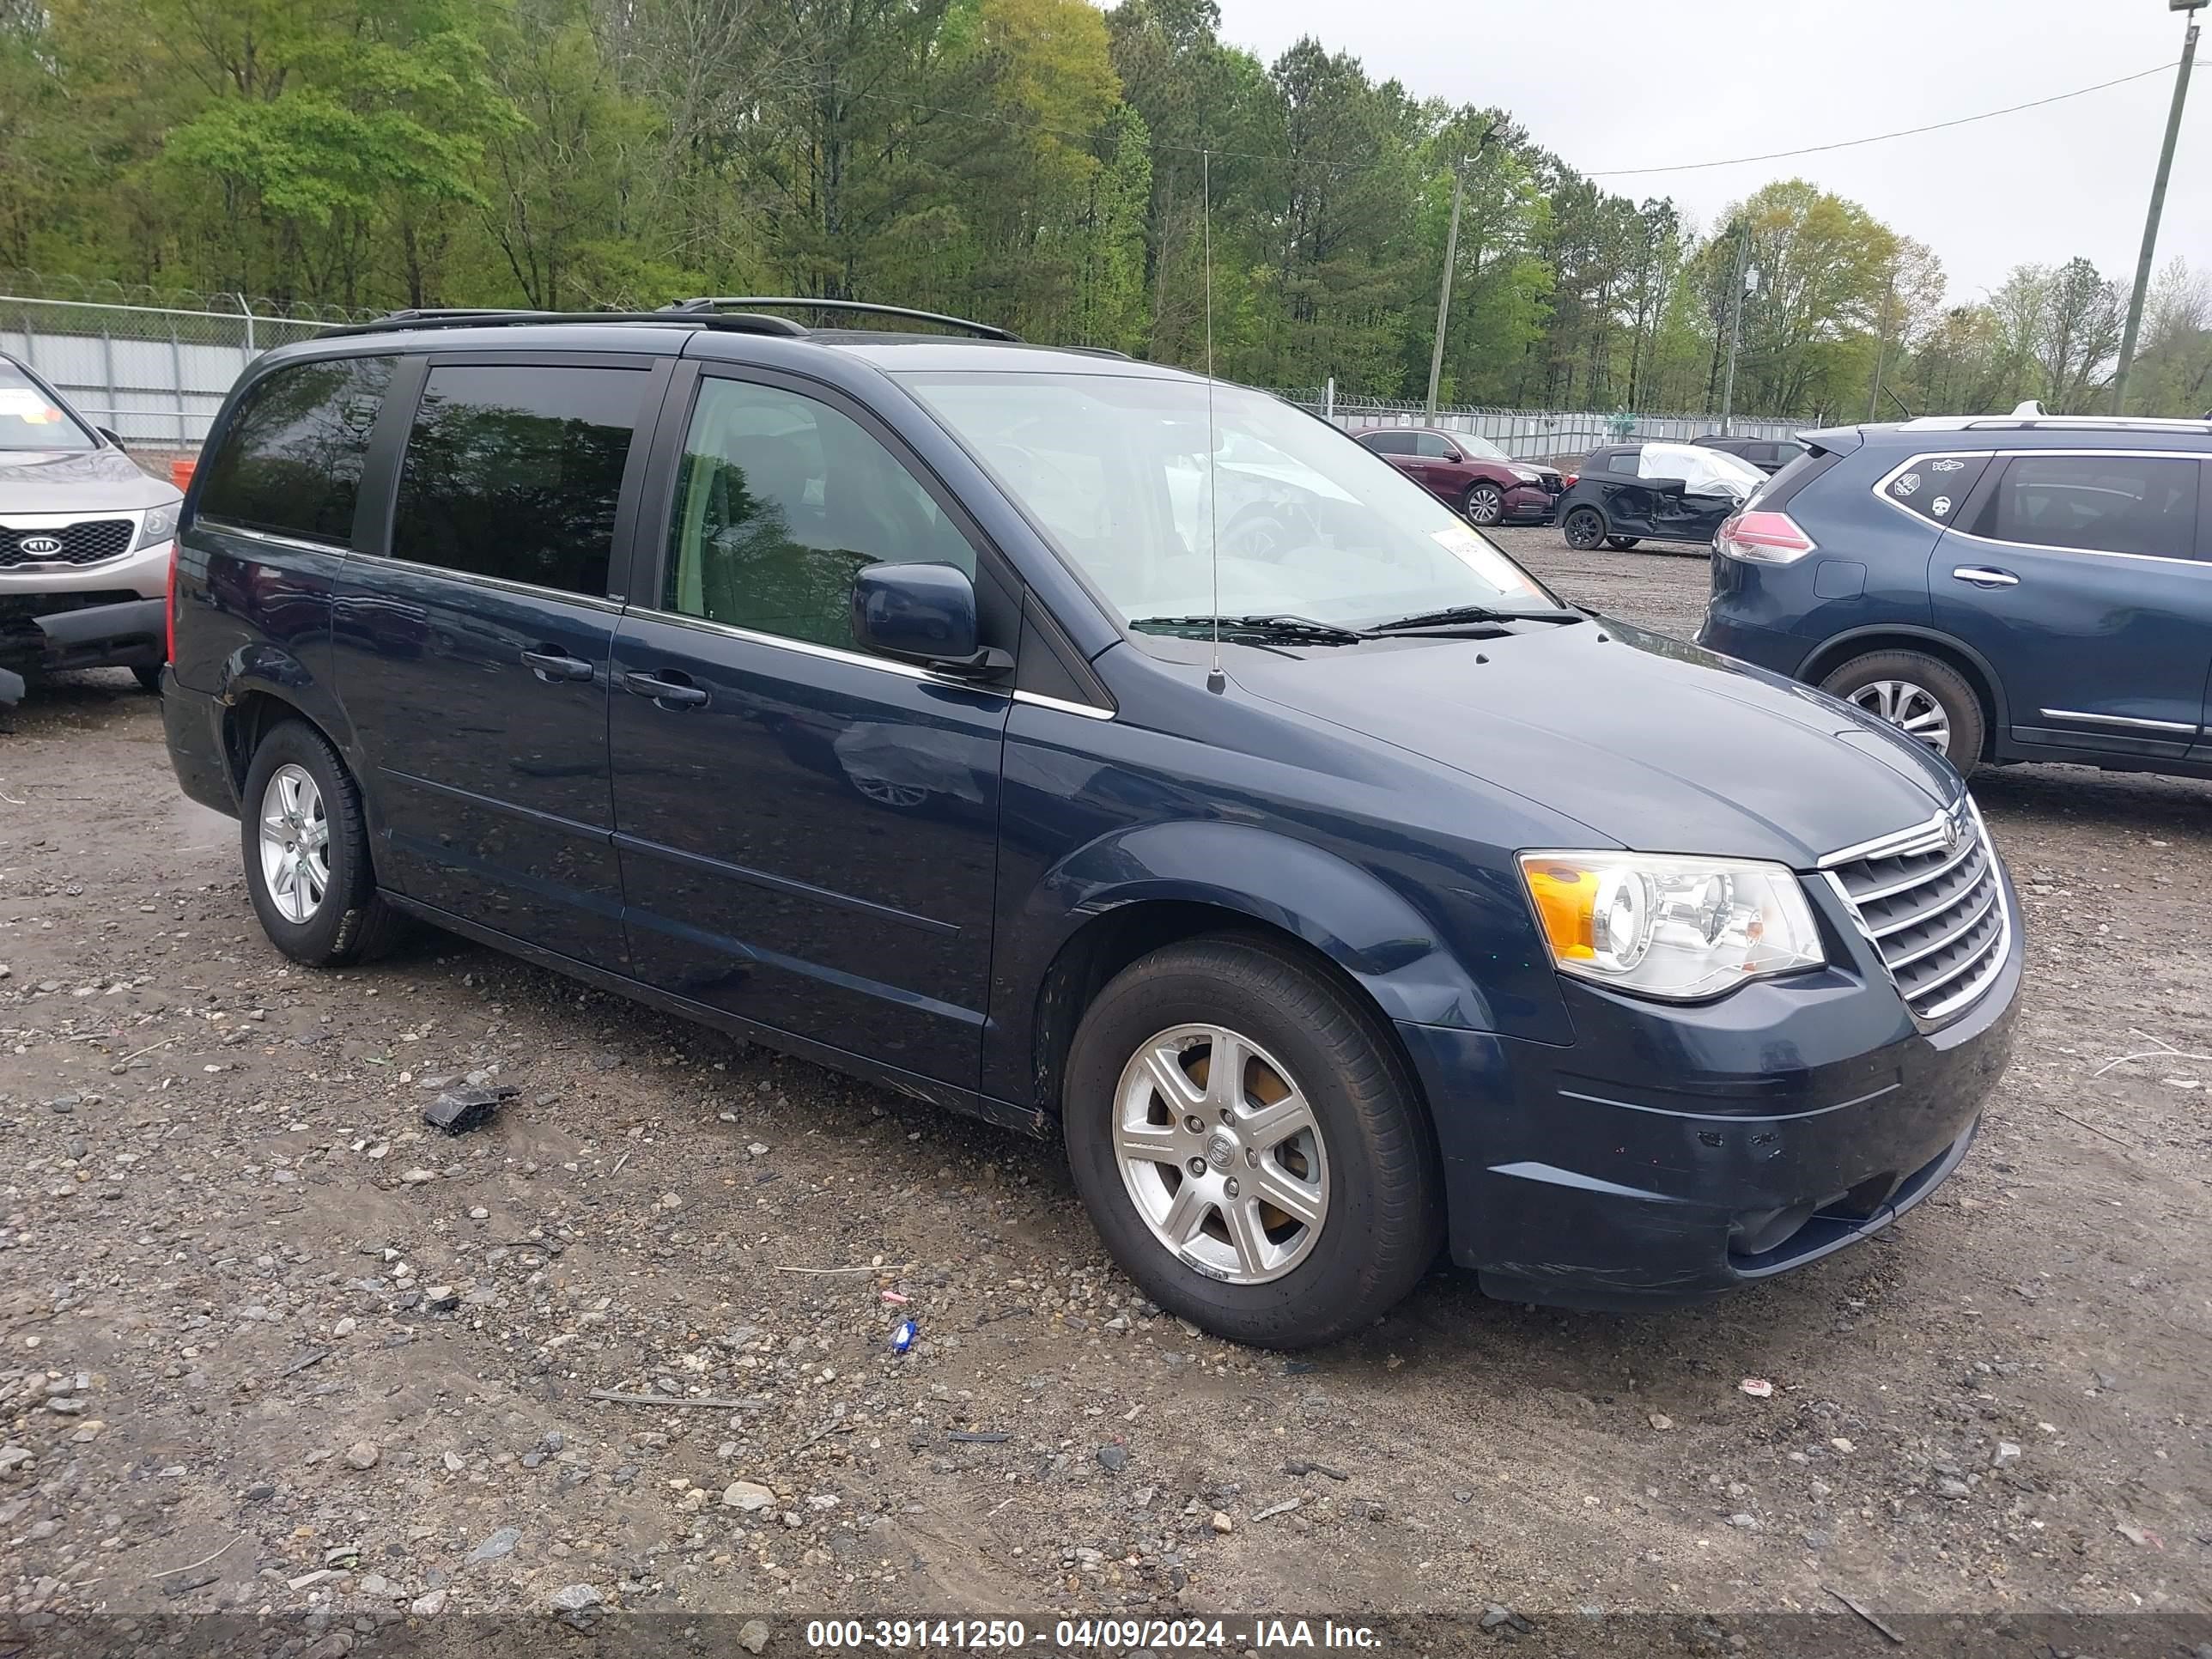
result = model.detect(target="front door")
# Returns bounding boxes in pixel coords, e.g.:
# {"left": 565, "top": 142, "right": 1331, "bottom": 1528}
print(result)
{"left": 609, "top": 369, "right": 1012, "bottom": 1087}
{"left": 1929, "top": 451, "right": 2209, "bottom": 761}
{"left": 331, "top": 355, "right": 662, "bottom": 966}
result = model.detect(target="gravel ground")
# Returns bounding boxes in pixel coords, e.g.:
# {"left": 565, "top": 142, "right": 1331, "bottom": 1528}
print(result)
{"left": 2, "top": 530, "right": 2208, "bottom": 1644}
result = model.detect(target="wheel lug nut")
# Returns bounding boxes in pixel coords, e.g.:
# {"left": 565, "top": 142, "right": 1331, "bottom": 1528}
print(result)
{"left": 1223, "top": 1177, "right": 1240, "bottom": 1199}
{"left": 1218, "top": 1108, "right": 1234, "bottom": 1126}
{"left": 1186, "top": 1157, "right": 1207, "bottom": 1178}
{"left": 1245, "top": 1147, "right": 1260, "bottom": 1168}
{"left": 1183, "top": 1115, "right": 1203, "bottom": 1134}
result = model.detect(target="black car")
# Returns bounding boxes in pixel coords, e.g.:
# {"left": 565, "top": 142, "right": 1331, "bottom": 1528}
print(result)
{"left": 1700, "top": 410, "right": 2212, "bottom": 780}
{"left": 1696, "top": 433, "right": 1808, "bottom": 475}
{"left": 160, "top": 299, "right": 2020, "bottom": 1348}
{"left": 1557, "top": 441, "right": 1765, "bottom": 551}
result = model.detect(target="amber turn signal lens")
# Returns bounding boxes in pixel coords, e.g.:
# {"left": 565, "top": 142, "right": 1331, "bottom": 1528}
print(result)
{"left": 1522, "top": 860, "right": 1598, "bottom": 962}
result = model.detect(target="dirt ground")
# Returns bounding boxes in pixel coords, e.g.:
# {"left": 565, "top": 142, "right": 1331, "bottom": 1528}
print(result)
{"left": 2, "top": 528, "right": 2208, "bottom": 1650}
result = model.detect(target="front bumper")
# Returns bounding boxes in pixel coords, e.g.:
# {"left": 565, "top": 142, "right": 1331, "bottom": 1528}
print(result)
{"left": 1397, "top": 863, "right": 2022, "bottom": 1308}
{"left": 1501, "top": 484, "right": 1559, "bottom": 524}
{"left": 0, "top": 593, "right": 167, "bottom": 684}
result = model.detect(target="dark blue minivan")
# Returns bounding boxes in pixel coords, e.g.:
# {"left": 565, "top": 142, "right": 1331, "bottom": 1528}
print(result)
{"left": 1700, "top": 410, "right": 2212, "bottom": 778}
{"left": 161, "top": 302, "right": 2021, "bottom": 1346}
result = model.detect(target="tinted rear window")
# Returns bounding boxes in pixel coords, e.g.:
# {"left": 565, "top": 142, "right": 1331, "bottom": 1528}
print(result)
{"left": 1971, "top": 453, "right": 2200, "bottom": 558}
{"left": 198, "top": 356, "right": 393, "bottom": 543}
{"left": 1359, "top": 430, "right": 1413, "bottom": 455}
{"left": 1751, "top": 444, "right": 1844, "bottom": 510}
{"left": 391, "top": 363, "right": 646, "bottom": 597}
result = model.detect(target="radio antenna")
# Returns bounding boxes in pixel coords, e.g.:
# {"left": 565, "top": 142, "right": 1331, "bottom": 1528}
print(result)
{"left": 1202, "top": 146, "right": 1224, "bottom": 695}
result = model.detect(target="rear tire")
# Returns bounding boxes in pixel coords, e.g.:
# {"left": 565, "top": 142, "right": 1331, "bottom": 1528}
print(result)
{"left": 1462, "top": 483, "right": 1505, "bottom": 526}
{"left": 240, "top": 719, "right": 407, "bottom": 966}
{"left": 1062, "top": 935, "right": 1443, "bottom": 1349}
{"left": 1819, "top": 649, "right": 1985, "bottom": 775}
{"left": 1563, "top": 506, "right": 1607, "bottom": 550}
{"left": 1605, "top": 535, "right": 1641, "bottom": 550}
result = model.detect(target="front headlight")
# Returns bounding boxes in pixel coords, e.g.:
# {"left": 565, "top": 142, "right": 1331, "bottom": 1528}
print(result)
{"left": 1509, "top": 465, "right": 1543, "bottom": 482}
{"left": 134, "top": 502, "right": 180, "bottom": 550}
{"left": 1518, "top": 851, "right": 1825, "bottom": 1000}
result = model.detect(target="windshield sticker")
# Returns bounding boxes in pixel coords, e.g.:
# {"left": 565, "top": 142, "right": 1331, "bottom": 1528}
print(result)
{"left": 1431, "top": 525, "right": 1540, "bottom": 596}
{"left": 1932, "top": 496, "right": 1953, "bottom": 516}
{"left": 1931, "top": 458, "right": 1966, "bottom": 472}
{"left": 0, "top": 388, "right": 64, "bottom": 422}
{"left": 1892, "top": 472, "right": 1922, "bottom": 497}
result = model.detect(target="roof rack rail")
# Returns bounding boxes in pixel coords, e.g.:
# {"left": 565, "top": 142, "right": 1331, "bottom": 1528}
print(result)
{"left": 323, "top": 308, "right": 808, "bottom": 341}
{"left": 663, "top": 297, "right": 1020, "bottom": 342}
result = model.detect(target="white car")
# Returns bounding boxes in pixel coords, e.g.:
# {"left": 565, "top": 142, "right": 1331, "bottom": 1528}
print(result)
{"left": 0, "top": 351, "right": 183, "bottom": 705}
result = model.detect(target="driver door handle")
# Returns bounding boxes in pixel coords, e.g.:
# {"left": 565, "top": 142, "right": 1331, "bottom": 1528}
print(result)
{"left": 1951, "top": 566, "right": 2020, "bottom": 588}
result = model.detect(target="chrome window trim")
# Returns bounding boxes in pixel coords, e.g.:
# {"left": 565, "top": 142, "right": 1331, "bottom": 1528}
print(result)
{"left": 627, "top": 605, "right": 1020, "bottom": 701}
{"left": 2036, "top": 706, "right": 2198, "bottom": 735}
{"left": 370, "top": 550, "right": 624, "bottom": 614}
{"left": 1011, "top": 689, "right": 1115, "bottom": 720}
{"left": 209, "top": 520, "right": 355, "bottom": 559}
{"left": 1869, "top": 447, "right": 2210, "bottom": 565}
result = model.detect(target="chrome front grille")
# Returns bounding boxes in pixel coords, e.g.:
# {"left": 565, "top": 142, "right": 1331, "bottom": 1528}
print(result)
{"left": 1823, "top": 803, "right": 2010, "bottom": 1025}
{"left": 0, "top": 518, "right": 136, "bottom": 568}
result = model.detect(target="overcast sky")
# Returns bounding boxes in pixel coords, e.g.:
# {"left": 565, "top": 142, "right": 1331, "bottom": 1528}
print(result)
{"left": 1211, "top": 0, "right": 2208, "bottom": 305}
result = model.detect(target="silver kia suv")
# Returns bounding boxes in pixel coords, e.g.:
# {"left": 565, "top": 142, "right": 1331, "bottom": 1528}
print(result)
{"left": 0, "top": 350, "right": 183, "bottom": 707}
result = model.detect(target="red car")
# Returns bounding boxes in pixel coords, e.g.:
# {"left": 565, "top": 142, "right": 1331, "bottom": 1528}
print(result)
{"left": 1352, "top": 426, "right": 1567, "bottom": 526}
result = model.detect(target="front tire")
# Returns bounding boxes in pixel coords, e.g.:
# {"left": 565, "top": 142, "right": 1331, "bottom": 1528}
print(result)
{"left": 1563, "top": 506, "right": 1607, "bottom": 550}
{"left": 1819, "top": 649, "right": 1985, "bottom": 774}
{"left": 1062, "top": 936, "right": 1443, "bottom": 1349}
{"left": 240, "top": 720, "right": 406, "bottom": 965}
{"left": 1462, "top": 483, "right": 1505, "bottom": 526}
{"left": 1605, "top": 535, "right": 1641, "bottom": 550}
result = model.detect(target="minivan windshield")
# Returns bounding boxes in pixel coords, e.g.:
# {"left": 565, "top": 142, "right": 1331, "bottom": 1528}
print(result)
{"left": 903, "top": 371, "right": 1559, "bottom": 632}
{"left": 0, "top": 360, "right": 95, "bottom": 452}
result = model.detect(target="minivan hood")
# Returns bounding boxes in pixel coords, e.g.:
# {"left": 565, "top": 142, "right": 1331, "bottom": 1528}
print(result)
{"left": 0, "top": 446, "right": 176, "bottom": 514}
{"left": 1231, "top": 617, "right": 1960, "bottom": 868}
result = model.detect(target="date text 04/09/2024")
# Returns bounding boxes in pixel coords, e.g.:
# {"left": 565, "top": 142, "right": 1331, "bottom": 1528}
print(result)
{"left": 802, "top": 1618, "right": 1384, "bottom": 1650}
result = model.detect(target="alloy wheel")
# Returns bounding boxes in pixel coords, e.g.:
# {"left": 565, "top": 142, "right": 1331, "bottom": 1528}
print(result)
{"left": 1847, "top": 678, "right": 1953, "bottom": 755}
{"left": 258, "top": 763, "right": 331, "bottom": 924}
{"left": 1465, "top": 487, "right": 1504, "bottom": 526}
{"left": 1564, "top": 509, "right": 1605, "bottom": 550}
{"left": 1111, "top": 1023, "right": 1330, "bottom": 1285}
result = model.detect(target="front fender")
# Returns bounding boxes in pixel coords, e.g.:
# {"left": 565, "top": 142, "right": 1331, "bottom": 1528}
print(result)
{"left": 1016, "top": 817, "right": 1503, "bottom": 1032}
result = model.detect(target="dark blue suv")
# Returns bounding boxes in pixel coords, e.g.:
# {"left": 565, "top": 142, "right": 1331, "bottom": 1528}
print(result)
{"left": 161, "top": 301, "right": 2021, "bottom": 1347}
{"left": 1700, "top": 410, "right": 2212, "bottom": 778}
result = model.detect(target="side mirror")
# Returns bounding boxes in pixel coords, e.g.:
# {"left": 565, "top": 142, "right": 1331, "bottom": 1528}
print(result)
{"left": 96, "top": 426, "right": 126, "bottom": 450}
{"left": 851, "top": 562, "right": 1011, "bottom": 679}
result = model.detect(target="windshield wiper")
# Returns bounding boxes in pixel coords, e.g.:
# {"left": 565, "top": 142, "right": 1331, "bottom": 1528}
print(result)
{"left": 1366, "top": 604, "right": 1583, "bottom": 633}
{"left": 1128, "top": 613, "right": 1370, "bottom": 645}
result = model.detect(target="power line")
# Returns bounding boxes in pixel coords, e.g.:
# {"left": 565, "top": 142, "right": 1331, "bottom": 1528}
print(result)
{"left": 1586, "top": 61, "right": 2177, "bottom": 179}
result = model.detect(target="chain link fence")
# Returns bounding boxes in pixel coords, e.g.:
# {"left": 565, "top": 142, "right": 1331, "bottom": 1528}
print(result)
{"left": 1, "top": 277, "right": 1808, "bottom": 465}
{"left": 1275, "top": 389, "right": 1805, "bottom": 463}
{"left": 1, "top": 274, "right": 374, "bottom": 454}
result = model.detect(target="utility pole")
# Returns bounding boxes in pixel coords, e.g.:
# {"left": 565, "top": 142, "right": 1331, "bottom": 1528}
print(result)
{"left": 1719, "top": 220, "right": 1750, "bottom": 435}
{"left": 2112, "top": 0, "right": 2203, "bottom": 414}
{"left": 1425, "top": 162, "right": 1466, "bottom": 418}
{"left": 1425, "top": 124, "right": 1495, "bottom": 418}
{"left": 1868, "top": 267, "right": 1896, "bottom": 422}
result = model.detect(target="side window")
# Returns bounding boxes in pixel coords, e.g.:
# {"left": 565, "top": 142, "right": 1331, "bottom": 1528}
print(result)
{"left": 663, "top": 378, "right": 976, "bottom": 652}
{"left": 391, "top": 363, "right": 647, "bottom": 597}
{"left": 1971, "top": 453, "right": 2199, "bottom": 556}
{"left": 1360, "top": 431, "right": 1413, "bottom": 456}
{"left": 1413, "top": 433, "right": 1455, "bottom": 459}
{"left": 1884, "top": 453, "right": 1992, "bottom": 526}
{"left": 198, "top": 356, "right": 393, "bottom": 544}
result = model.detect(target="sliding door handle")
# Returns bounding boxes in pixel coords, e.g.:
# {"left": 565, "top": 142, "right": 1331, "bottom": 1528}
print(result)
{"left": 520, "top": 647, "right": 596, "bottom": 683}
{"left": 623, "top": 670, "right": 709, "bottom": 708}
